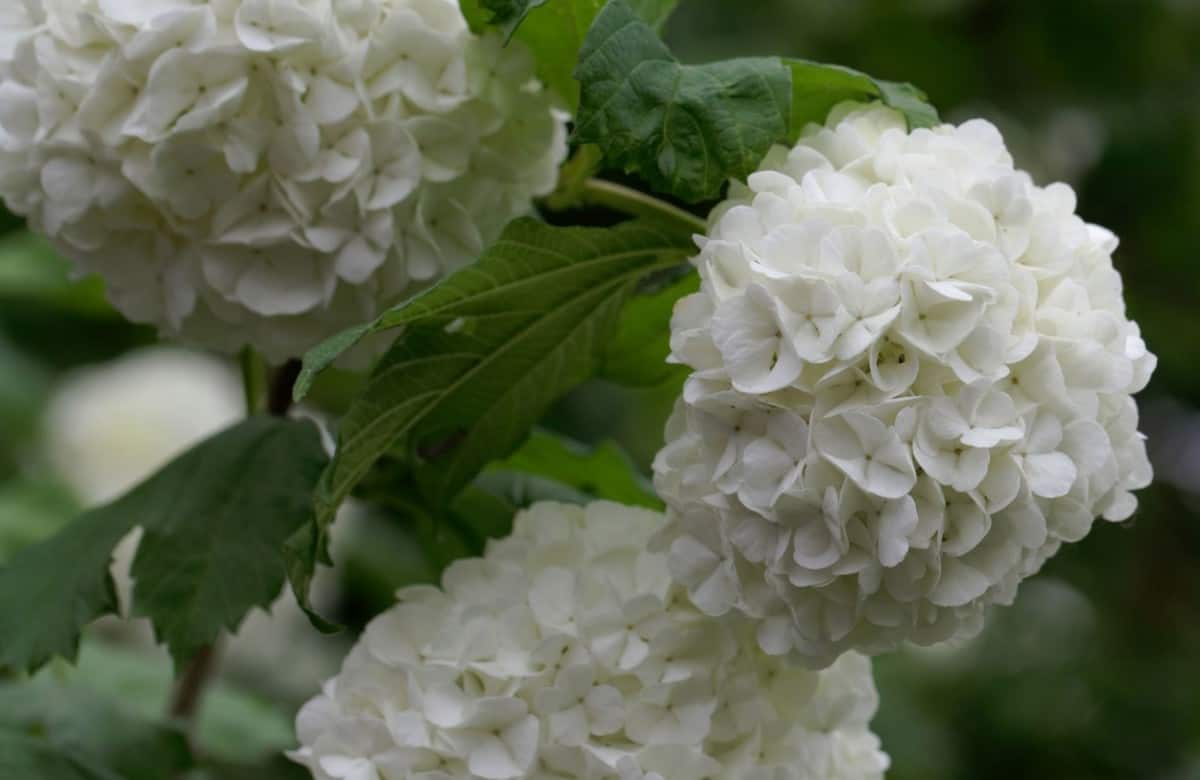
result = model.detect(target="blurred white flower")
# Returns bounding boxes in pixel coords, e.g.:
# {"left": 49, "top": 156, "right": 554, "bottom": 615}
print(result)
{"left": 44, "top": 347, "right": 243, "bottom": 505}
{"left": 292, "top": 501, "right": 889, "bottom": 780}
{"left": 0, "top": 0, "right": 567, "bottom": 362}
{"left": 654, "top": 102, "right": 1156, "bottom": 667}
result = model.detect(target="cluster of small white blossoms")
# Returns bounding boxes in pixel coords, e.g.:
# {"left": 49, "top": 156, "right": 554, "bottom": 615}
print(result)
{"left": 653, "top": 102, "right": 1156, "bottom": 667}
{"left": 292, "top": 501, "right": 889, "bottom": 780}
{"left": 0, "top": 0, "right": 566, "bottom": 362}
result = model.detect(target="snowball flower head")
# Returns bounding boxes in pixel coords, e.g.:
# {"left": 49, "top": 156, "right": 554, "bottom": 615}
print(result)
{"left": 0, "top": 0, "right": 567, "bottom": 362}
{"left": 292, "top": 501, "right": 888, "bottom": 780}
{"left": 654, "top": 102, "right": 1156, "bottom": 667}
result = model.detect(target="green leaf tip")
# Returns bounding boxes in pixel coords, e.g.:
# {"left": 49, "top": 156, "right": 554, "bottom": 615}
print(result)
{"left": 785, "top": 59, "right": 940, "bottom": 137}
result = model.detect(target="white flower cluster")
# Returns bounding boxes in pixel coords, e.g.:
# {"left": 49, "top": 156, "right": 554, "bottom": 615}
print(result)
{"left": 292, "top": 501, "right": 888, "bottom": 780}
{"left": 0, "top": 0, "right": 567, "bottom": 362}
{"left": 654, "top": 103, "right": 1155, "bottom": 666}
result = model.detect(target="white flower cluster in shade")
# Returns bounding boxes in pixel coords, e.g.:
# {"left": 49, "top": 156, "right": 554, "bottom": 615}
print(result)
{"left": 653, "top": 102, "right": 1156, "bottom": 667}
{"left": 0, "top": 0, "right": 567, "bottom": 362}
{"left": 292, "top": 501, "right": 889, "bottom": 780}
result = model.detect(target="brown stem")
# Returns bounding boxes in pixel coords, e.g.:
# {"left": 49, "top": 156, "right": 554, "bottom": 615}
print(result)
{"left": 268, "top": 359, "right": 303, "bottom": 417}
{"left": 169, "top": 643, "right": 218, "bottom": 722}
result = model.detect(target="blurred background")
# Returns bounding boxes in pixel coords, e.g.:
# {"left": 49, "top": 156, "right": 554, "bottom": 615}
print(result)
{"left": 1, "top": 0, "right": 1197, "bottom": 778}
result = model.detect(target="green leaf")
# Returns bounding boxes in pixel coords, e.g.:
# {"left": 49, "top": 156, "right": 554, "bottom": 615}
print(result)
{"left": 0, "top": 331, "right": 51, "bottom": 445}
{"left": 601, "top": 268, "right": 697, "bottom": 386}
{"left": 574, "top": 0, "right": 791, "bottom": 202}
{"left": 288, "top": 218, "right": 692, "bottom": 617}
{"left": 489, "top": 428, "right": 661, "bottom": 508}
{"left": 0, "top": 734, "right": 124, "bottom": 780}
{"left": 0, "top": 508, "right": 130, "bottom": 673}
{"left": 0, "top": 417, "right": 329, "bottom": 672}
{"left": 786, "top": 60, "right": 939, "bottom": 136}
{"left": 59, "top": 640, "right": 297, "bottom": 765}
{"left": 626, "top": 0, "right": 678, "bottom": 31}
{"left": 129, "top": 418, "right": 328, "bottom": 664}
{"left": 0, "top": 676, "right": 192, "bottom": 780}
{"left": 0, "top": 479, "right": 79, "bottom": 564}
{"left": 0, "top": 231, "right": 113, "bottom": 316}
{"left": 471, "top": 471, "right": 598, "bottom": 515}
{"left": 461, "top": 0, "right": 680, "bottom": 110}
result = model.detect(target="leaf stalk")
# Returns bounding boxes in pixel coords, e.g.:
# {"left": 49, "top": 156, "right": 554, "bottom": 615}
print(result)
{"left": 574, "top": 179, "right": 708, "bottom": 235}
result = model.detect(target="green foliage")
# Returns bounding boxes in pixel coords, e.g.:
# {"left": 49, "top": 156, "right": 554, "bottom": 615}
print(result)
{"left": 488, "top": 428, "right": 661, "bottom": 508}
{"left": 461, "top": 0, "right": 680, "bottom": 109}
{"left": 0, "top": 231, "right": 112, "bottom": 316}
{"left": 0, "top": 676, "right": 192, "bottom": 780}
{"left": 0, "top": 640, "right": 302, "bottom": 780}
{"left": 571, "top": 3, "right": 938, "bottom": 203}
{"left": 0, "top": 332, "right": 51, "bottom": 447}
{"left": 129, "top": 420, "right": 328, "bottom": 664}
{"left": 0, "top": 480, "right": 78, "bottom": 563}
{"left": 333, "top": 430, "right": 655, "bottom": 618}
{"left": 786, "top": 60, "right": 939, "bottom": 137}
{"left": 601, "top": 269, "right": 698, "bottom": 387}
{"left": 0, "top": 508, "right": 131, "bottom": 673}
{"left": 64, "top": 640, "right": 296, "bottom": 765}
{"left": 575, "top": 0, "right": 791, "bottom": 203}
{"left": 465, "top": 0, "right": 549, "bottom": 37}
{"left": 0, "top": 417, "right": 328, "bottom": 672}
{"left": 0, "top": 1, "right": 1193, "bottom": 777}
{"left": 543, "top": 144, "right": 605, "bottom": 212}
{"left": 0, "top": 742, "right": 118, "bottom": 780}
{"left": 288, "top": 218, "right": 692, "bottom": 619}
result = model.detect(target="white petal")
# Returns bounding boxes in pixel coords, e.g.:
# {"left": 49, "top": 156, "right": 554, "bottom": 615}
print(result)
{"left": 1023, "top": 452, "right": 1077, "bottom": 498}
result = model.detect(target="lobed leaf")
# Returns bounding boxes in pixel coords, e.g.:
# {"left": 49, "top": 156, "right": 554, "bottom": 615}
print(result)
{"left": 572, "top": 3, "right": 938, "bottom": 201}
{"left": 0, "top": 417, "right": 328, "bottom": 671}
{"left": 574, "top": 0, "right": 791, "bottom": 203}
{"left": 461, "top": 0, "right": 679, "bottom": 109}
{"left": 0, "top": 508, "right": 131, "bottom": 672}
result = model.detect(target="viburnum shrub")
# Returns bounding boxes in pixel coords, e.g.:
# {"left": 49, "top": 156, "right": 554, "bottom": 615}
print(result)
{"left": 0, "top": 0, "right": 1155, "bottom": 778}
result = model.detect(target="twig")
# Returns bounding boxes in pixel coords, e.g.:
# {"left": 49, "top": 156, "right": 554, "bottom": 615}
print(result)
{"left": 169, "top": 643, "right": 218, "bottom": 722}
{"left": 268, "top": 359, "right": 303, "bottom": 417}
